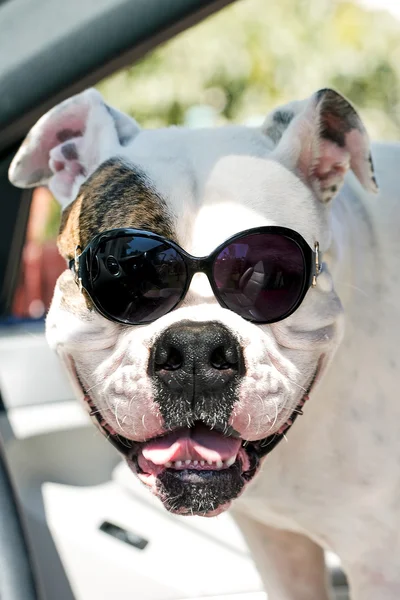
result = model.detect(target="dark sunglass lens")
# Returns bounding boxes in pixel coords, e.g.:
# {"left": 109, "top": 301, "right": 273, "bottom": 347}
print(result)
{"left": 90, "top": 235, "right": 187, "bottom": 324}
{"left": 213, "top": 233, "right": 306, "bottom": 323}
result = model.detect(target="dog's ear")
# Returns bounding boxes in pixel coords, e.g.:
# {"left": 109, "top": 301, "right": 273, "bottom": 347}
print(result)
{"left": 8, "top": 88, "right": 139, "bottom": 208}
{"left": 264, "top": 89, "right": 378, "bottom": 203}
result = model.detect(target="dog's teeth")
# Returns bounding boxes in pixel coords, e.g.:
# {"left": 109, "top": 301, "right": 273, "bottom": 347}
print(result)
{"left": 165, "top": 457, "right": 234, "bottom": 469}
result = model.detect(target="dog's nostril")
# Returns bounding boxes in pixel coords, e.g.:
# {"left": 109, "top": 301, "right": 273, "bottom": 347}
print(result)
{"left": 155, "top": 346, "right": 183, "bottom": 372}
{"left": 210, "top": 345, "right": 238, "bottom": 371}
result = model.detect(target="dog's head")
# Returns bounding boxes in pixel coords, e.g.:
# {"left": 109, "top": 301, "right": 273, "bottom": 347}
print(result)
{"left": 9, "top": 88, "right": 377, "bottom": 516}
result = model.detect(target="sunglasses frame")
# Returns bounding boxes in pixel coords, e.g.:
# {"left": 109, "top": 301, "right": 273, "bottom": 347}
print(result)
{"left": 71, "top": 226, "right": 322, "bottom": 326}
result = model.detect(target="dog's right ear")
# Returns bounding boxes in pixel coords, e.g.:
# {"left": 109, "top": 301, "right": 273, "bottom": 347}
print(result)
{"left": 9, "top": 89, "right": 139, "bottom": 208}
{"left": 263, "top": 89, "right": 378, "bottom": 203}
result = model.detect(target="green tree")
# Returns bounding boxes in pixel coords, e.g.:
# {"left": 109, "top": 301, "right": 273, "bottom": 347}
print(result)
{"left": 97, "top": 0, "right": 400, "bottom": 140}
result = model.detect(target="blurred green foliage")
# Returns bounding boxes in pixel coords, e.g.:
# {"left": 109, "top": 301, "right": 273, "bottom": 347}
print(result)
{"left": 97, "top": 0, "right": 400, "bottom": 140}
{"left": 42, "top": 0, "right": 400, "bottom": 242}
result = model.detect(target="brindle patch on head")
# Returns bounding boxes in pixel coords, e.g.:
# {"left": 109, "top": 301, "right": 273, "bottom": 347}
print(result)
{"left": 58, "top": 269, "right": 92, "bottom": 318}
{"left": 57, "top": 158, "right": 175, "bottom": 259}
{"left": 58, "top": 195, "right": 83, "bottom": 259}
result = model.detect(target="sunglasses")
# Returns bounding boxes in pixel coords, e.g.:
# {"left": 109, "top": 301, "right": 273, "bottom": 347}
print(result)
{"left": 70, "top": 226, "right": 322, "bottom": 326}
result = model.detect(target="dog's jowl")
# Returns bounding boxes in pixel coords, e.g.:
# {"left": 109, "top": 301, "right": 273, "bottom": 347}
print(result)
{"left": 9, "top": 87, "right": 400, "bottom": 599}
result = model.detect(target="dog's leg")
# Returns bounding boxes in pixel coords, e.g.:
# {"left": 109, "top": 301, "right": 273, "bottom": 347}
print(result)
{"left": 233, "top": 512, "right": 332, "bottom": 600}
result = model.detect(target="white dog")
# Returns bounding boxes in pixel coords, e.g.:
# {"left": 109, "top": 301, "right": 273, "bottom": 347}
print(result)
{"left": 9, "top": 87, "right": 400, "bottom": 600}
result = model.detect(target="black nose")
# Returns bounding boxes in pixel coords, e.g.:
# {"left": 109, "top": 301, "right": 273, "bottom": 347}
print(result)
{"left": 151, "top": 321, "right": 244, "bottom": 393}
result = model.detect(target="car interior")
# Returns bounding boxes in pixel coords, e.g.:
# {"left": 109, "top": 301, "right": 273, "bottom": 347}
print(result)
{"left": 0, "top": 1, "right": 351, "bottom": 598}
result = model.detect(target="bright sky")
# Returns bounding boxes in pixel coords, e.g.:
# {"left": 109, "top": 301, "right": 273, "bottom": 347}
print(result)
{"left": 356, "top": 0, "right": 400, "bottom": 20}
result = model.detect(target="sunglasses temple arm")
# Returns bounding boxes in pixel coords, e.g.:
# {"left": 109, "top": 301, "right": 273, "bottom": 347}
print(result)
{"left": 311, "top": 242, "right": 322, "bottom": 287}
{"left": 69, "top": 245, "right": 84, "bottom": 292}
{"left": 68, "top": 258, "right": 76, "bottom": 273}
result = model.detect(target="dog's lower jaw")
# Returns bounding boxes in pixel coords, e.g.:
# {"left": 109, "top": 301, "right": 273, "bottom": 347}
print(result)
{"left": 127, "top": 445, "right": 255, "bottom": 517}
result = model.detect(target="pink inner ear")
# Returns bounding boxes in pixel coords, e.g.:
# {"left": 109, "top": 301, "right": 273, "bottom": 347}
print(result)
{"left": 10, "top": 104, "right": 89, "bottom": 189}
{"left": 48, "top": 137, "right": 85, "bottom": 200}
{"left": 313, "top": 139, "right": 350, "bottom": 182}
{"left": 53, "top": 161, "right": 64, "bottom": 172}
{"left": 40, "top": 112, "right": 86, "bottom": 158}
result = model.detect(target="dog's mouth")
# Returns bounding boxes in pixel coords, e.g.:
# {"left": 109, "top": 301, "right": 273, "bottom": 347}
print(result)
{"left": 80, "top": 391, "right": 312, "bottom": 517}
{"left": 70, "top": 361, "right": 261, "bottom": 516}
{"left": 71, "top": 355, "right": 323, "bottom": 517}
{"left": 124, "top": 421, "right": 267, "bottom": 517}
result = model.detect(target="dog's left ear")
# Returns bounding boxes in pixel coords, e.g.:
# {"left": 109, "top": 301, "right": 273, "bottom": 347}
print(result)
{"left": 9, "top": 88, "right": 139, "bottom": 208}
{"left": 264, "top": 89, "right": 378, "bottom": 203}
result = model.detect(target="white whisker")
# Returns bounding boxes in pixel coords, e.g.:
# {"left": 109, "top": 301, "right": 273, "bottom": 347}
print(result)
{"left": 247, "top": 413, "right": 251, "bottom": 430}
{"left": 265, "top": 397, "right": 279, "bottom": 434}
{"left": 142, "top": 413, "right": 149, "bottom": 432}
{"left": 115, "top": 400, "right": 122, "bottom": 430}
{"left": 284, "top": 375, "right": 307, "bottom": 393}
{"left": 84, "top": 380, "right": 104, "bottom": 393}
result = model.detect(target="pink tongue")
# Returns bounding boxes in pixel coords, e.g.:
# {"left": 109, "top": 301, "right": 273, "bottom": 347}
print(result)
{"left": 142, "top": 423, "right": 241, "bottom": 465}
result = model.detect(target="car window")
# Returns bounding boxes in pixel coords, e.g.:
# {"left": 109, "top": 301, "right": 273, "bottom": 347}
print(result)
{"left": 9, "top": 0, "right": 400, "bottom": 322}
{"left": 12, "top": 188, "right": 64, "bottom": 321}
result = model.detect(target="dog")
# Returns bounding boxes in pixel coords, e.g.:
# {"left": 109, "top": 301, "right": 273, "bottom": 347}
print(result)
{"left": 8, "top": 87, "right": 400, "bottom": 600}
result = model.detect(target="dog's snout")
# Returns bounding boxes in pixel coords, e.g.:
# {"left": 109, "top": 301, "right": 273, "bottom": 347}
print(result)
{"left": 152, "top": 321, "right": 243, "bottom": 391}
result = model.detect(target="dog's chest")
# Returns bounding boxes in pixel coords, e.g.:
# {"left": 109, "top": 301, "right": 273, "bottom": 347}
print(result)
{"left": 233, "top": 160, "right": 400, "bottom": 545}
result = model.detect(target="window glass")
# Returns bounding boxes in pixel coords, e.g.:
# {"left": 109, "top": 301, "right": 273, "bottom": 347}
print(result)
{"left": 10, "top": 0, "right": 400, "bottom": 320}
{"left": 12, "top": 188, "right": 64, "bottom": 320}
